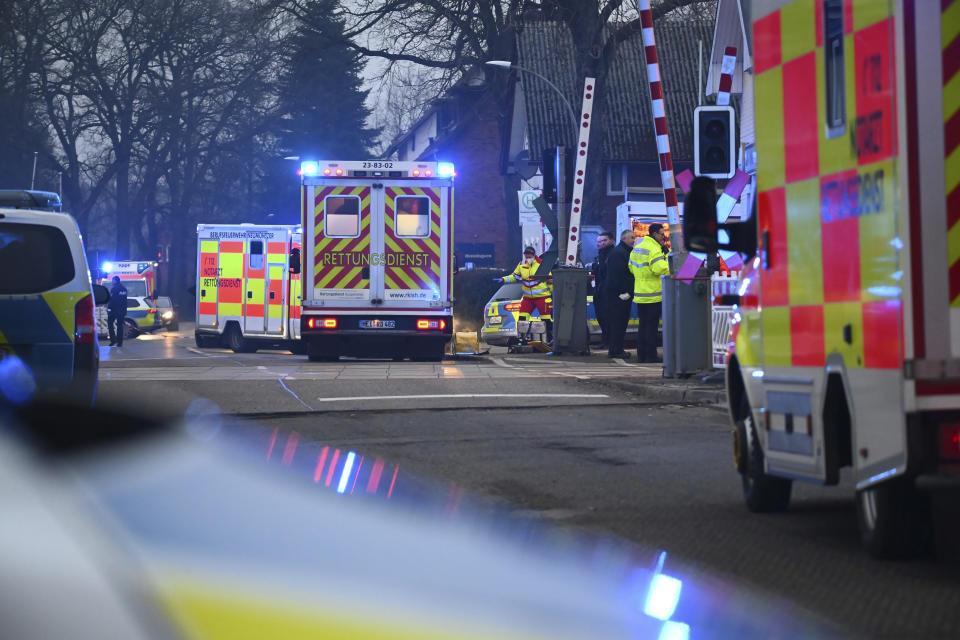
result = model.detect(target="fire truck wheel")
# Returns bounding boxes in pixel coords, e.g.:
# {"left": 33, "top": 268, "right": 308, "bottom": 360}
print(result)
{"left": 227, "top": 325, "right": 255, "bottom": 353}
{"left": 856, "top": 478, "right": 931, "bottom": 560}
{"left": 741, "top": 414, "right": 792, "bottom": 513}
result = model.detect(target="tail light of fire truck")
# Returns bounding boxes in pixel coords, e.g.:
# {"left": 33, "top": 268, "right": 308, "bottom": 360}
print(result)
{"left": 306, "top": 317, "right": 337, "bottom": 329}
{"left": 938, "top": 423, "right": 960, "bottom": 463}
{"left": 417, "top": 319, "right": 446, "bottom": 330}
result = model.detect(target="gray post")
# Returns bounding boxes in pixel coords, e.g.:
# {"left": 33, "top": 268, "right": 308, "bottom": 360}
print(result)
{"left": 555, "top": 145, "right": 567, "bottom": 257}
{"left": 552, "top": 267, "right": 589, "bottom": 354}
{"left": 661, "top": 274, "right": 712, "bottom": 377}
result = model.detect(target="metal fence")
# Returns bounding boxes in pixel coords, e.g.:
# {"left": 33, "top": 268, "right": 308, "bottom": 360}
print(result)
{"left": 710, "top": 273, "right": 740, "bottom": 369}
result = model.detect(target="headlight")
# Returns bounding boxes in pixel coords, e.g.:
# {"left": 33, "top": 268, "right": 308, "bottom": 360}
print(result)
{"left": 162, "top": 311, "right": 174, "bottom": 320}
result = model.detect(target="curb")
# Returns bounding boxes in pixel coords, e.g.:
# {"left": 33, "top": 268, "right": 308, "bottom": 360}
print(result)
{"left": 597, "top": 378, "right": 727, "bottom": 406}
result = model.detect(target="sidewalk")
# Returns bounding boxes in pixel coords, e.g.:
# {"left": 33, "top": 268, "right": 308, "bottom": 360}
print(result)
{"left": 481, "top": 345, "right": 728, "bottom": 407}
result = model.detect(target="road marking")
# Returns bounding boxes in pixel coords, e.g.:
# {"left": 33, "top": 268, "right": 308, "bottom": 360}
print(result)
{"left": 187, "top": 347, "right": 214, "bottom": 356}
{"left": 490, "top": 357, "right": 516, "bottom": 368}
{"left": 314, "top": 393, "right": 609, "bottom": 402}
{"left": 278, "top": 378, "right": 314, "bottom": 411}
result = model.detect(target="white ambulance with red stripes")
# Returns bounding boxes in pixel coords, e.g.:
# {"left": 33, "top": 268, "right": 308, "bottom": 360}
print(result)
{"left": 687, "top": 0, "right": 960, "bottom": 559}
{"left": 298, "top": 160, "right": 454, "bottom": 361}
{"left": 194, "top": 224, "right": 303, "bottom": 352}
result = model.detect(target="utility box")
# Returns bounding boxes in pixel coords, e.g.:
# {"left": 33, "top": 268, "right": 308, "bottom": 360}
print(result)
{"left": 662, "top": 275, "right": 711, "bottom": 377}
{"left": 551, "top": 268, "right": 590, "bottom": 354}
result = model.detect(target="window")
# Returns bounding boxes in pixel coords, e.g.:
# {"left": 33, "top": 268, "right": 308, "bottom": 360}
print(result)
{"left": 249, "top": 240, "right": 264, "bottom": 270}
{"left": 0, "top": 223, "right": 75, "bottom": 294}
{"left": 823, "top": 0, "right": 846, "bottom": 138}
{"left": 606, "top": 164, "right": 627, "bottom": 196}
{"left": 118, "top": 280, "right": 148, "bottom": 298}
{"left": 324, "top": 196, "right": 361, "bottom": 237}
{"left": 156, "top": 297, "right": 172, "bottom": 307}
{"left": 395, "top": 196, "right": 431, "bottom": 237}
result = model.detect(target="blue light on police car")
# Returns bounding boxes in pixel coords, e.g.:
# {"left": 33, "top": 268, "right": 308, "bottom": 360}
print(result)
{"left": 102, "top": 261, "right": 113, "bottom": 272}
{"left": 300, "top": 161, "right": 319, "bottom": 176}
{"left": 437, "top": 162, "right": 455, "bottom": 177}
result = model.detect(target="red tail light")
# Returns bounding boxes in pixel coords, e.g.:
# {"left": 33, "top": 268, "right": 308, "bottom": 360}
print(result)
{"left": 148, "top": 308, "right": 156, "bottom": 314}
{"left": 323, "top": 168, "right": 332, "bottom": 176}
{"left": 504, "top": 302, "right": 521, "bottom": 311}
{"left": 416, "top": 319, "right": 446, "bottom": 330}
{"left": 412, "top": 169, "right": 421, "bottom": 177}
{"left": 307, "top": 317, "right": 337, "bottom": 329}
{"left": 939, "top": 423, "right": 960, "bottom": 462}
{"left": 335, "top": 168, "right": 344, "bottom": 176}
{"left": 74, "top": 294, "right": 95, "bottom": 344}
{"left": 323, "top": 318, "right": 337, "bottom": 328}
{"left": 425, "top": 169, "right": 433, "bottom": 176}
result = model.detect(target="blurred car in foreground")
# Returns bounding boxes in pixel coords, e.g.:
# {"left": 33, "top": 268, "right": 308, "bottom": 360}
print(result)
{"left": 0, "top": 396, "right": 828, "bottom": 639}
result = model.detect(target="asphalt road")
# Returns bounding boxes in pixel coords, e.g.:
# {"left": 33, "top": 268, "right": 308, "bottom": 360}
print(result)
{"left": 97, "top": 328, "right": 960, "bottom": 639}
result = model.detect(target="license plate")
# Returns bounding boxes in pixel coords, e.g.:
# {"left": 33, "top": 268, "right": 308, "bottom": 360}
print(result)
{"left": 359, "top": 319, "right": 395, "bottom": 329}
{"left": 488, "top": 316, "right": 502, "bottom": 325}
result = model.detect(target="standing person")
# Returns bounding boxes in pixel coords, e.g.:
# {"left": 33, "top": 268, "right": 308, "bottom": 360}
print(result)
{"left": 629, "top": 224, "right": 670, "bottom": 362}
{"left": 107, "top": 276, "right": 129, "bottom": 347}
{"left": 605, "top": 229, "right": 636, "bottom": 359}
{"left": 494, "top": 246, "right": 553, "bottom": 343}
{"left": 590, "top": 231, "right": 615, "bottom": 349}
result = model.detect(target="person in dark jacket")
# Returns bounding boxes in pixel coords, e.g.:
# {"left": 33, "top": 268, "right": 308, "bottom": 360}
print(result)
{"left": 605, "top": 230, "right": 636, "bottom": 359}
{"left": 590, "top": 231, "right": 615, "bottom": 349}
{"left": 107, "top": 276, "right": 129, "bottom": 347}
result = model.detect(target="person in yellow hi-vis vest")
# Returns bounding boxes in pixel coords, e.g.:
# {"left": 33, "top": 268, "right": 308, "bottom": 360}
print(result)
{"left": 494, "top": 246, "right": 552, "bottom": 343}
{"left": 629, "top": 224, "right": 670, "bottom": 362}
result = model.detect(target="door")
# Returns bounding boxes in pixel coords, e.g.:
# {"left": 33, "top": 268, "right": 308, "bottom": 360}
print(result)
{"left": 380, "top": 185, "right": 445, "bottom": 307}
{"left": 197, "top": 238, "right": 220, "bottom": 329}
{"left": 289, "top": 236, "right": 302, "bottom": 339}
{"left": 310, "top": 185, "right": 374, "bottom": 307}
{"left": 265, "top": 239, "right": 288, "bottom": 335}
{"left": 244, "top": 239, "right": 267, "bottom": 333}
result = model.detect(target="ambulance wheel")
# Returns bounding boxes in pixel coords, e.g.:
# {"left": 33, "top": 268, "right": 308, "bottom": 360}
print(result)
{"left": 227, "top": 325, "right": 255, "bottom": 353}
{"left": 856, "top": 477, "right": 931, "bottom": 559}
{"left": 738, "top": 395, "right": 792, "bottom": 513}
{"left": 123, "top": 319, "right": 139, "bottom": 340}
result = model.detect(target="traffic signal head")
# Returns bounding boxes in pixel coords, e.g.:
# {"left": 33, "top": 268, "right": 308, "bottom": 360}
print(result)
{"left": 694, "top": 106, "right": 735, "bottom": 179}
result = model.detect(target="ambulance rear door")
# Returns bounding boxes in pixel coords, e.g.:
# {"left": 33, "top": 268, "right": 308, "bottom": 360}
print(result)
{"left": 196, "top": 232, "right": 220, "bottom": 331}
{"left": 306, "top": 183, "right": 374, "bottom": 309}
{"left": 289, "top": 233, "right": 302, "bottom": 339}
{"left": 379, "top": 181, "right": 450, "bottom": 309}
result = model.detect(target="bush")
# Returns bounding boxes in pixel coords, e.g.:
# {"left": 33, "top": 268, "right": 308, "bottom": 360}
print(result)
{"left": 453, "top": 268, "right": 504, "bottom": 332}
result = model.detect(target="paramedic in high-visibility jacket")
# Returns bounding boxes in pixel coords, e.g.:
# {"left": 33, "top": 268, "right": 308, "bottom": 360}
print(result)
{"left": 628, "top": 224, "right": 670, "bottom": 362}
{"left": 495, "top": 246, "right": 552, "bottom": 343}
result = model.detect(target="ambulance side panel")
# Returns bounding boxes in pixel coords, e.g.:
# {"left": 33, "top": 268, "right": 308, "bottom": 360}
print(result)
{"left": 748, "top": 0, "right": 907, "bottom": 487}
{"left": 197, "top": 238, "right": 220, "bottom": 330}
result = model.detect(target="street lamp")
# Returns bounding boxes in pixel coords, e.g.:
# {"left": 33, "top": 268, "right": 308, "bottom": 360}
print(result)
{"left": 485, "top": 61, "right": 579, "bottom": 139}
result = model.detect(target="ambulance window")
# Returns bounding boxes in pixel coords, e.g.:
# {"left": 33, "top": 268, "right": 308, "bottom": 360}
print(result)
{"left": 324, "top": 196, "right": 361, "bottom": 237}
{"left": 396, "top": 196, "right": 431, "bottom": 238}
{"left": 0, "top": 223, "right": 75, "bottom": 294}
{"left": 249, "top": 240, "right": 264, "bottom": 270}
{"left": 823, "top": 0, "right": 846, "bottom": 138}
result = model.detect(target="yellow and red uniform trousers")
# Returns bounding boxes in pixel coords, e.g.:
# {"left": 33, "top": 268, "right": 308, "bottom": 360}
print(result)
{"left": 503, "top": 258, "right": 552, "bottom": 321}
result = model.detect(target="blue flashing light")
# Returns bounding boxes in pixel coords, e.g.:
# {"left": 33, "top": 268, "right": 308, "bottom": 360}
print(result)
{"left": 300, "top": 161, "right": 319, "bottom": 176}
{"left": 337, "top": 451, "right": 356, "bottom": 494}
{"left": 102, "top": 261, "right": 113, "bottom": 273}
{"left": 657, "top": 620, "right": 690, "bottom": 640}
{"left": 437, "top": 162, "right": 455, "bottom": 177}
{"left": 644, "top": 573, "right": 683, "bottom": 621}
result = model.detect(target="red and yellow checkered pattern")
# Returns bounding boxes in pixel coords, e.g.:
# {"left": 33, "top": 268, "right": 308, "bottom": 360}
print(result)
{"left": 313, "top": 186, "right": 371, "bottom": 290}
{"left": 753, "top": 0, "right": 900, "bottom": 370}
{"left": 945, "top": 0, "right": 960, "bottom": 304}
{"left": 384, "top": 186, "right": 442, "bottom": 293}
{"left": 216, "top": 241, "right": 245, "bottom": 318}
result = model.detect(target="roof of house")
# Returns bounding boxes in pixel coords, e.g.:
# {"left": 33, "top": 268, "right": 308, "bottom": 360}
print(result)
{"left": 516, "top": 18, "right": 715, "bottom": 163}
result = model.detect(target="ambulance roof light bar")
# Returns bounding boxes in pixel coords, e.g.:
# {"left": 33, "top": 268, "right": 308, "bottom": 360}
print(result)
{"left": 299, "top": 160, "right": 455, "bottom": 179}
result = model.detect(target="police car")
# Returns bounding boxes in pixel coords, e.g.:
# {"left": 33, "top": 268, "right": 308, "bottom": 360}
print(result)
{"left": 0, "top": 190, "right": 107, "bottom": 406}
{"left": 481, "top": 282, "right": 639, "bottom": 347}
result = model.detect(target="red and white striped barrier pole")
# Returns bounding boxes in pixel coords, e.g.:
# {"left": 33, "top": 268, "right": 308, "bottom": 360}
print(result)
{"left": 564, "top": 77, "right": 597, "bottom": 266}
{"left": 637, "top": 0, "right": 682, "bottom": 257}
{"left": 716, "top": 46, "right": 737, "bottom": 106}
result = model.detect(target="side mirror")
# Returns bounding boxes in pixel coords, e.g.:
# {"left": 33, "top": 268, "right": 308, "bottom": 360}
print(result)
{"left": 93, "top": 284, "right": 110, "bottom": 306}
{"left": 289, "top": 248, "right": 301, "bottom": 275}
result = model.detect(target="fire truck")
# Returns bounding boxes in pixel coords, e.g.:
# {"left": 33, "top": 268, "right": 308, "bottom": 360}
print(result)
{"left": 298, "top": 160, "right": 455, "bottom": 361}
{"left": 194, "top": 224, "right": 303, "bottom": 352}
{"left": 686, "top": 0, "right": 960, "bottom": 558}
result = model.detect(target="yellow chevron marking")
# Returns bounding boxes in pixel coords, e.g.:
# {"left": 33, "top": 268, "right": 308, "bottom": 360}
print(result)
{"left": 390, "top": 266, "right": 420, "bottom": 290}
{"left": 944, "top": 0, "right": 960, "bottom": 50}
{"left": 330, "top": 266, "right": 363, "bottom": 289}
{"left": 384, "top": 234, "right": 403, "bottom": 253}
{"left": 412, "top": 266, "right": 436, "bottom": 287}
{"left": 946, "top": 70, "right": 960, "bottom": 125}
{"left": 316, "top": 266, "right": 344, "bottom": 289}
{"left": 948, "top": 144, "right": 960, "bottom": 196}
{"left": 949, "top": 219, "right": 960, "bottom": 267}
{"left": 384, "top": 273, "right": 401, "bottom": 290}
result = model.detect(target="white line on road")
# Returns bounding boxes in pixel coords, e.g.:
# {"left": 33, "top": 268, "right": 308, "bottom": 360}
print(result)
{"left": 186, "top": 347, "right": 213, "bottom": 356}
{"left": 314, "top": 393, "right": 609, "bottom": 403}
{"left": 278, "top": 378, "right": 314, "bottom": 411}
{"left": 490, "top": 358, "right": 516, "bottom": 368}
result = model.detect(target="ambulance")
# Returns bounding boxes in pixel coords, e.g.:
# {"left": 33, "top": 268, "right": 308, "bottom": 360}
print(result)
{"left": 298, "top": 160, "right": 454, "bottom": 361}
{"left": 98, "top": 261, "right": 160, "bottom": 336}
{"left": 686, "top": 0, "right": 960, "bottom": 558}
{"left": 194, "top": 224, "right": 303, "bottom": 352}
